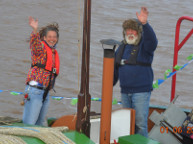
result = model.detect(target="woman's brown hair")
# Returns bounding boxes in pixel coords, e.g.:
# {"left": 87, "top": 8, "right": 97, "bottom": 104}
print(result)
{"left": 39, "top": 22, "right": 59, "bottom": 41}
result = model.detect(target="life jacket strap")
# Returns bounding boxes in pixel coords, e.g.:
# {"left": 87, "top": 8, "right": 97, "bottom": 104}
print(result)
{"left": 121, "top": 59, "right": 151, "bottom": 66}
{"left": 31, "top": 63, "right": 46, "bottom": 69}
{"left": 115, "top": 43, "right": 151, "bottom": 67}
{"left": 31, "top": 63, "right": 58, "bottom": 73}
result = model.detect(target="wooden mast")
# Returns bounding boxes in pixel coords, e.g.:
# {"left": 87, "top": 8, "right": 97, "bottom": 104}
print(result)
{"left": 76, "top": 0, "right": 92, "bottom": 137}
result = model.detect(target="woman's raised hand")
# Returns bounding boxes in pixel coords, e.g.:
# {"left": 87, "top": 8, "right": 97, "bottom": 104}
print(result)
{"left": 29, "top": 16, "right": 38, "bottom": 33}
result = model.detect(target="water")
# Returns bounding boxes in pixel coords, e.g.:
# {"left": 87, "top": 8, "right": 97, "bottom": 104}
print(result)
{"left": 0, "top": 0, "right": 193, "bottom": 119}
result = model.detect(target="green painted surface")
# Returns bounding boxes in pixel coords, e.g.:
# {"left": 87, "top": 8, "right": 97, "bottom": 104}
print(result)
{"left": 20, "top": 136, "right": 44, "bottom": 144}
{"left": 11, "top": 122, "right": 41, "bottom": 127}
{"left": 64, "top": 131, "right": 95, "bottom": 144}
{"left": 47, "top": 117, "right": 57, "bottom": 126}
{"left": 19, "top": 131, "right": 95, "bottom": 144}
{"left": 118, "top": 134, "right": 160, "bottom": 144}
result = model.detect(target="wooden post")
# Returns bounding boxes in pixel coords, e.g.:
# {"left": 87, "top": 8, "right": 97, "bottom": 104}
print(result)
{"left": 76, "top": 0, "right": 92, "bottom": 137}
{"left": 100, "top": 48, "right": 115, "bottom": 144}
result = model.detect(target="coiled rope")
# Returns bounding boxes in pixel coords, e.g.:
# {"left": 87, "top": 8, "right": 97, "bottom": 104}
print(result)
{"left": 0, "top": 126, "right": 75, "bottom": 144}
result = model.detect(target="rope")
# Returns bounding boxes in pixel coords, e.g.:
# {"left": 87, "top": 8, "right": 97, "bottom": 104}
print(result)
{"left": 0, "top": 126, "right": 75, "bottom": 144}
{"left": 0, "top": 116, "right": 21, "bottom": 126}
{"left": 0, "top": 134, "right": 26, "bottom": 144}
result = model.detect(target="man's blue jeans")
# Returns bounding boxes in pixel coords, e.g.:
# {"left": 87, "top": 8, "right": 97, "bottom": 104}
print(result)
{"left": 22, "top": 85, "right": 50, "bottom": 126}
{"left": 121, "top": 92, "right": 151, "bottom": 137}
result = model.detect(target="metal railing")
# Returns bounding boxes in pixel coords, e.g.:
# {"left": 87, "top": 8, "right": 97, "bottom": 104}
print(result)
{"left": 171, "top": 16, "right": 193, "bottom": 102}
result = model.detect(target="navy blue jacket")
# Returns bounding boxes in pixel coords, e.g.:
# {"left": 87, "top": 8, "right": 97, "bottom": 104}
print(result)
{"left": 113, "top": 22, "right": 158, "bottom": 93}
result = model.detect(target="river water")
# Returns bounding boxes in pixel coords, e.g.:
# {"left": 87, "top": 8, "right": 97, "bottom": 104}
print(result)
{"left": 0, "top": 0, "right": 193, "bottom": 119}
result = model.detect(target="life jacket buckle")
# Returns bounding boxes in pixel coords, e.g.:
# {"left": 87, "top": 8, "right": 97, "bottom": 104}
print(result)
{"left": 53, "top": 68, "right": 57, "bottom": 74}
{"left": 120, "top": 59, "right": 126, "bottom": 65}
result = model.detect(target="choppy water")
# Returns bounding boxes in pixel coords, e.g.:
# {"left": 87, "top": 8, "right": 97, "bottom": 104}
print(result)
{"left": 0, "top": 0, "right": 193, "bottom": 119}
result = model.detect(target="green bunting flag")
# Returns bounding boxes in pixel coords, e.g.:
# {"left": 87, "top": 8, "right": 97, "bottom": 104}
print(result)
{"left": 71, "top": 99, "right": 78, "bottom": 105}
{"left": 10, "top": 92, "right": 21, "bottom": 95}
{"left": 92, "top": 98, "right": 100, "bottom": 101}
{"left": 153, "top": 80, "right": 159, "bottom": 89}
{"left": 186, "top": 54, "right": 193, "bottom": 60}
{"left": 52, "top": 97, "right": 63, "bottom": 101}
{"left": 174, "top": 65, "right": 183, "bottom": 70}
{"left": 112, "top": 98, "right": 118, "bottom": 105}
{"left": 164, "top": 69, "right": 172, "bottom": 80}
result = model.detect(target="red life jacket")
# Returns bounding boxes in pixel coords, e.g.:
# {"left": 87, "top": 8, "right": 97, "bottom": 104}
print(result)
{"left": 42, "top": 41, "right": 60, "bottom": 75}
{"left": 32, "top": 41, "right": 60, "bottom": 75}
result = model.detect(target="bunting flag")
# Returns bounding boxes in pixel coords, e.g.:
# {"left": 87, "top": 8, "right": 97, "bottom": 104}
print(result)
{"left": 50, "top": 96, "right": 121, "bottom": 105}
{"left": 0, "top": 90, "right": 24, "bottom": 95}
{"left": 152, "top": 54, "right": 193, "bottom": 89}
{"left": 0, "top": 89, "right": 121, "bottom": 105}
{"left": 51, "top": 96, "right": 64, "bottom": 101}
{"left": 1, "top": 54, "right": 193, "bottom": 105}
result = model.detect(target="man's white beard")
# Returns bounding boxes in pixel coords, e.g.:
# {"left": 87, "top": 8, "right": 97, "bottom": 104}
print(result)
{"left": 125, "top": 34, "right": 138, "bottom": 44}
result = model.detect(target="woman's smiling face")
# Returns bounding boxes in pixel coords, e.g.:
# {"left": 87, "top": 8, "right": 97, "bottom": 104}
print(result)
{"left": 43, "top": 30, "right": 58, "bottom": 47}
